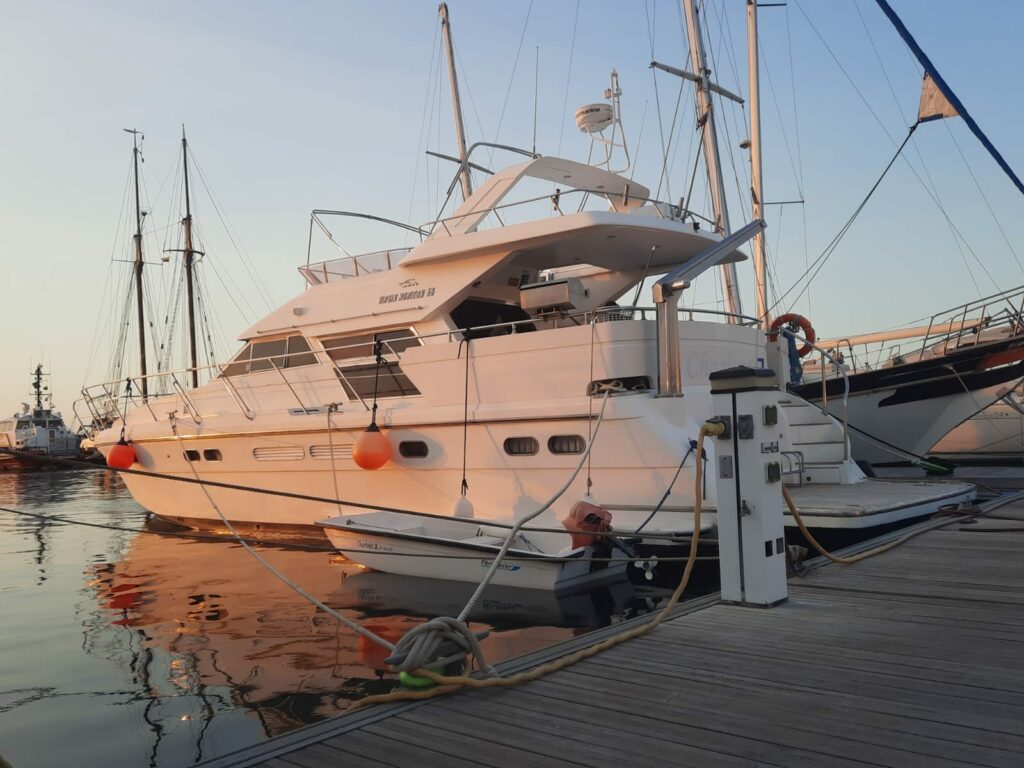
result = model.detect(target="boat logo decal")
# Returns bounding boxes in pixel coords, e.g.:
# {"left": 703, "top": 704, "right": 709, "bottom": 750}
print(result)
{"left": 379, "top": 286, "right": 436, "bottom": 304}
{"left": 480, "top": 558, "right": 521, "bottom": 572}
{"left": 355, "top": 539, "right": 394, "bottom": 552}
{"left": 398, "top": 278, "right": 419, "bottom": 288}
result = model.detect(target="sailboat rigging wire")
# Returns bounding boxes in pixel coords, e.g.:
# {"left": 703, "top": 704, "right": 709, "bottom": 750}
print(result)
{"left": 853, "top": 0, "right": 995, "bottom": 296}
{"left": 487, "top": 0, "right": 534, "bottom": 166}
{"left": 793, "top": 0, "right": 998, "bottom": 295}
{"left": 556, "top": 0, "right": 582, "bottom": 158}
{"left": 405, "top": 15, "right": 441, "bottom": 246}
{"left": 772, "top": 124, "right": 918, "bottom": 314}
{"left": 186, "top": 148, "right": 274, "bottom": 312}
{"left": 873, "top": 0, "right": 1024, "bottom": 197}
{"left": 943, "top": 119, "right": 1024, "bottom": 278}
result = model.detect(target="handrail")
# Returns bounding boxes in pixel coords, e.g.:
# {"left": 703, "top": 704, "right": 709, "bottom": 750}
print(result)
{"left": 306, "top": 210, "right": 426, "bottom": 265}
{"left": 782, "top": 329, "right": 851, "bottom": 461}
{"left": 269, "top": 359, "right": 308, "bottom": 412}
{"left": 420, "top": 185, "right": 718, "bottom": 236}
{"left": 170, "top": 374, "right": 203, "bottom": 425}
{"left": 219, "top": 373, "right": 255, "bottom": 420}
{"left": 82, "top": 303, "right": 762, "bottom": 401}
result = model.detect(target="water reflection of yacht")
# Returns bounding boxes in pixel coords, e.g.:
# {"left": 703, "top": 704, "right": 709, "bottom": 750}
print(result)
{"left": 82, "top": 526, "right": 598, "bottom": 747}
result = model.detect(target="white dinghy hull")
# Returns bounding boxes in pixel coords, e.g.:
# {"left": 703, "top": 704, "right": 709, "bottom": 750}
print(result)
{"left": 318, "top": 512, "right": 629, "bottom": 594}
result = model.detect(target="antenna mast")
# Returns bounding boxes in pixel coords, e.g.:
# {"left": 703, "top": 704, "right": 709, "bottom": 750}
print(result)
{"left": 682, "top": 0, "right": 743, "bottom": 319}
{"left": 181, "top": 127, "right": 200, "bottom": 387}
{"left": 32, "top": 365, "right": 44, "bottom": 411}
{"left": 126, "top": 128, "right": 148, "bottom": 400}
{"left": 439, "top": 2, "right": 473, "bottom": 202}
{"left": 747, "top": 0, "right": 768, "bottom": 328}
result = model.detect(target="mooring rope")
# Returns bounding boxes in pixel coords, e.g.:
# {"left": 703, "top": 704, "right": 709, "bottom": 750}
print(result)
{"left": 346, "top": 419, "right": 727, "bottom": 711}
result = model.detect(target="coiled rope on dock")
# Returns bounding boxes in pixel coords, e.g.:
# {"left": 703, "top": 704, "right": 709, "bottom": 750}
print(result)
{"left": 345, "top": 419, "right": 727, "bottom": 710}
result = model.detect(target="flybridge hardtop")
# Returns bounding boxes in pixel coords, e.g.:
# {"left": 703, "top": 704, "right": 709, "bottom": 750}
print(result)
{"left": 248, "top": 156, "right": 747, "bottom": 340}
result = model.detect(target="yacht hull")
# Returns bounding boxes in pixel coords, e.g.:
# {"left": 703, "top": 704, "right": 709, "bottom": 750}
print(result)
{"left": 795, "top": 337, "right": 1024, "bottom": 465}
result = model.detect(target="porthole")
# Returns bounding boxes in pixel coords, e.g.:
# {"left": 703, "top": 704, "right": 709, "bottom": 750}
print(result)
{"left": 398, "top": 441, "right": 429, "bottom": 458}
{"left": 503, "top": 437, "right": 539, "bottom": 456}
{"left": 203, "top": 449, "right": 222, "bottom": 461}
{"left": 548, "top": 435, "right": 585, "bottom": 455}
{"left": 183, "top": 450, "right": 200, "bottom": 462}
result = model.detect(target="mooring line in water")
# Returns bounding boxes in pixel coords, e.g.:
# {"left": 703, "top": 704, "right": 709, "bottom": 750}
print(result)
{"left": 0, "top": 448, "right": 710, "bottom": 542}
{"left": 347, "top": 420, "right": 727, "bottom": 710}
{"left": 0, "top": 506, "right": 720, "bottom": 563}
{"left": 0, "top": 505, "right": 335, "bottom": 550}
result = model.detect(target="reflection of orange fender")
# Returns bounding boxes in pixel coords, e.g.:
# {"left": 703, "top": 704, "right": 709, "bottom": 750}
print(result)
{"left": 767, "top": 313, "right": 816, "bottom": 357}
{"left": 359, "top": 623, "right": 405, "bottom": 673}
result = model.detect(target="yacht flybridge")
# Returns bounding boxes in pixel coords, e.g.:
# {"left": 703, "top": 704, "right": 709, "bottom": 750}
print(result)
{"left": 85, "top": 152, "right": 973, "bottom": 550}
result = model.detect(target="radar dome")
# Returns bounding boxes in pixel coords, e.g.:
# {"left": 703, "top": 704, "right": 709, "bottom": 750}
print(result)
{"left": 575, "top": 102, "right": 614, "bottom": 134}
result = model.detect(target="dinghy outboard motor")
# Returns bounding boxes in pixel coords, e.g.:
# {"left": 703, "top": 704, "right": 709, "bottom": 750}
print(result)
{"left": 563, "top": 499, "right": 613, "bottom": 549}
{"left": 562, "top": 500, "right": 637, "bottom": 573}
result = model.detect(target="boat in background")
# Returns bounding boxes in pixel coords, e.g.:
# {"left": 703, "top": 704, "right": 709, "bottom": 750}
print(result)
{"left": 0, "top": 365, "right": 81, "bottom": 470}
{"left": 796, "top": 286, "right": 1024, "bottom": 467}
{"left": 931, "top": 388, "right": 1024, "bottom": 462}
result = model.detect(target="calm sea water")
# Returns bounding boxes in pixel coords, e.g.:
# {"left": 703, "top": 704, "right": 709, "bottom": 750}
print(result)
{"left": 0, "top": 469, "right": 673, "bottom": 768}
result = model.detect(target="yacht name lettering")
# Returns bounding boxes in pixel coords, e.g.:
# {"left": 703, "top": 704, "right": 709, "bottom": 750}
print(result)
{"left": 378, "top": 287, "right": 435, "bottom": 304}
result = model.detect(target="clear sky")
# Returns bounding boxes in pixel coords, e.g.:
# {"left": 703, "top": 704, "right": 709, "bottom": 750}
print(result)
{"left": 3, "top": 0, "right": 1023, "bottom": 417}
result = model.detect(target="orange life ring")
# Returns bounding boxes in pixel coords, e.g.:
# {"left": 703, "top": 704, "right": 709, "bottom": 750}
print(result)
{"left": 767, "top": 313, "right": 816, "bottom": 357}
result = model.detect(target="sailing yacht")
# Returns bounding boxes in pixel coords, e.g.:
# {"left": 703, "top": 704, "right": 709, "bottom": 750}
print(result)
{"left": 84, "top": 3, "right": 976, "bottom": 555}
{"left": 793, "top": 287, "right": 1024, "bottom": 467}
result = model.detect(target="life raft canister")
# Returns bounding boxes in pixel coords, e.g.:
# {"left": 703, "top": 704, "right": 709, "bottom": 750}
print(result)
{"left": 562, "top": 499, "right": 613, "bottom": 549}
{"left": 767, "top": 313, "right": 816, "bottom": 358}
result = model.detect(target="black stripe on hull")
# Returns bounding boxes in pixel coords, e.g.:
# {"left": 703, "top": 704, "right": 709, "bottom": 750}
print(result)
{"left": 794, "top": 335, "right": 1024, "bottom": 406}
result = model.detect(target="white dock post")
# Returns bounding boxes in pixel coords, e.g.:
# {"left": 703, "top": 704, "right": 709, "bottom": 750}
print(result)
{"left": 709, "top": 365, "right": 788, "bottom": 607}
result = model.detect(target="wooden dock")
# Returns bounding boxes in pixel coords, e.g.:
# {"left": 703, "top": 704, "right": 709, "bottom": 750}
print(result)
{"left": 200, "top": 496, "right": 1024, "bottom": 768}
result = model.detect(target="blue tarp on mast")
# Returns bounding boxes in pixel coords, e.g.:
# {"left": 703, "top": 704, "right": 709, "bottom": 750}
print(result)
{"left": 873, "top": 0, "right": 1024, "bottom": 197}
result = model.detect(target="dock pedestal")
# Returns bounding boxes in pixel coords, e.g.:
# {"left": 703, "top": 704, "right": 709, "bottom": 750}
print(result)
{"left": 710, "top": 365, "right": 788, "bottom": 607}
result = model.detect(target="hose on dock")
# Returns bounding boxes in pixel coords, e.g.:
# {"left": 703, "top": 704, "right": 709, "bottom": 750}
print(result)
{"left": 782, "top": 485, "right": 1024, "bottom": 564}
{"left": 346, "top": 419, "right": 727, "bottom": 711}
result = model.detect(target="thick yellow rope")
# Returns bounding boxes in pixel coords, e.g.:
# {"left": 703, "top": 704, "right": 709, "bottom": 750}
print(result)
{"left": 783, "top": 485, "right": 941, "bottom": 565}
{"left": 347, "top": 422, "right": 726, "bottom": 711}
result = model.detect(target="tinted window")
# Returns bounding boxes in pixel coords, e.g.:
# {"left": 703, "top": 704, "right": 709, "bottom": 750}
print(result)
{"left": 184, "top": 450, "right": 200, "bottom": 461}
{"left": 322, "top": 329, "right": 420, "bottom": 362}
{"left": 503, "top": 437, "right": 539, "bottom": 456}
{"left": 336, "top": 362, "right": 420, "bottom": 399}
{"left": 286, "top": 335, "right": 317, "bottom": 368}
{"left": 398, "top": 441, "right": 429, "bottom": 458}
{"left": 548, "top": 435, "right": 585, "bottom": 454}
{"left": 249, "top": 338, "right": 288, "bottom": 372}
{"left": 203, "top": 449, "right": 222, "bottom": 461}
{"left": 221, "top": 343, "right": 252, "bottom": 377}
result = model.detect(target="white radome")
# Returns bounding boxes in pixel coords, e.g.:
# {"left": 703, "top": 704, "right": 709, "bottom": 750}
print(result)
{"left": 575, "top": 102, "right": 614, "bottom": 134}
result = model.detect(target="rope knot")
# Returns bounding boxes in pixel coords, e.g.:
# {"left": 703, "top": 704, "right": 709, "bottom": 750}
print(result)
{"left": 386, "top": 617, "right": 495, "bottom": 676}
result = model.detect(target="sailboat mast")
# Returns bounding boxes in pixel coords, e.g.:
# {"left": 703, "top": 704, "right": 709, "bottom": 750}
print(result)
{"left": 682, "top": 0, "right": 743, "bottom": 319}
{"left": 747, "top": 0, "right": 769, "bottom": 328}
{"left": 128, "top": 129, "right": 149, "bottom": 400}
{"left": 439, "top": 2, "right": 473, "bottom": 201}
{"left": 181, "top": 128, "right": 199, "bottom": 388}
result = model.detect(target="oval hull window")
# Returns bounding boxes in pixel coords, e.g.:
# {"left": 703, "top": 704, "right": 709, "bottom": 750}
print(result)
{"left": 503, "top": 437, "right": 539, "bottom": 456}
{"left": 398, "top": 441, "right": 429, "bottom": 458}
{"left": 548, "top": 435, "right": 585, "bottom": 455}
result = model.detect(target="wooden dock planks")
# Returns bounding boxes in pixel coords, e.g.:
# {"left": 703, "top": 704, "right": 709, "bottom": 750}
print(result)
{"left": 201, "top": 502, "right": 1024, "bottom": 768}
